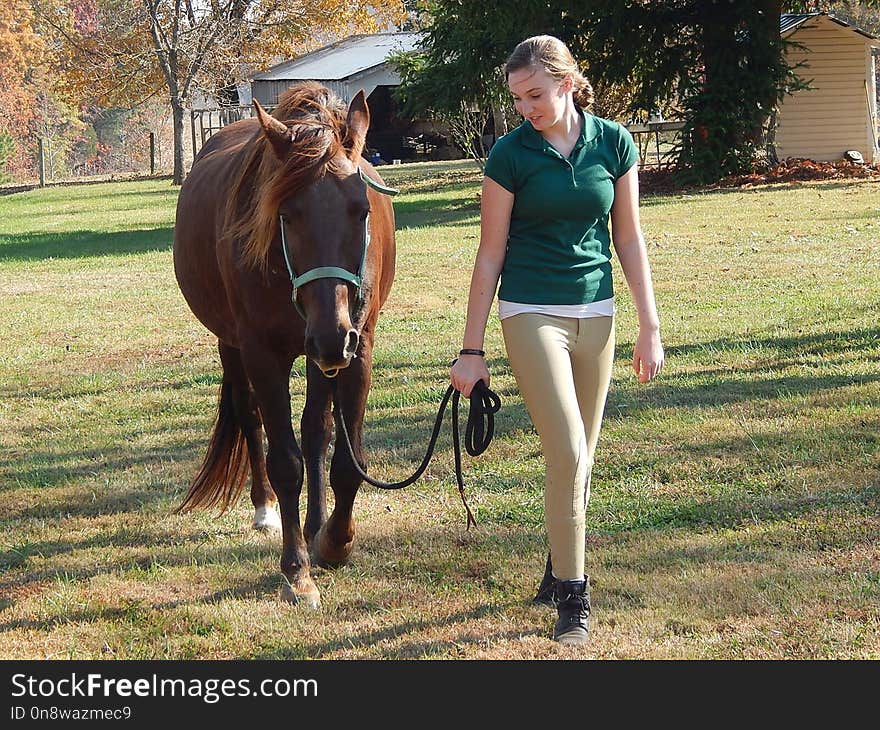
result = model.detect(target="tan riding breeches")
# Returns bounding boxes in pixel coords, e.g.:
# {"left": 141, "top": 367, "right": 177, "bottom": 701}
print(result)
{"left": 501, "top": 313, "right": 615, "bottom": 581}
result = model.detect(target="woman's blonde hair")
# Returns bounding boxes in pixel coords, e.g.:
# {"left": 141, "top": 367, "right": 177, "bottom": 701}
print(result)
{"left": 504, "top": 35, "right": 594, "bottom": 109}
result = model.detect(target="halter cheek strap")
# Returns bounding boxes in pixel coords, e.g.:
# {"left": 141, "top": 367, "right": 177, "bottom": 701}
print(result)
{"left": 279, "top": 214, "right": 369, "bottom": 321}
{"left": 358, "top": 166, "right": 399, "bottom": 196}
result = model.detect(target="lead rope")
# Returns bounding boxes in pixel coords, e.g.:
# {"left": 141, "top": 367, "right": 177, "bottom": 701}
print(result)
{"left": 330, "top": 376, "right": 501, "bottom": 530}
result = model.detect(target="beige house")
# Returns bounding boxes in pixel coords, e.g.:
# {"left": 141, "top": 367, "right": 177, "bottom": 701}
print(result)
{"left": 775, "top": 12, "right": 880, "bottom": 163}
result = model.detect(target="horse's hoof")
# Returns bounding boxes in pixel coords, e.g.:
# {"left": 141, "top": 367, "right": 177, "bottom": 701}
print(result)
{"left": 252, "top": 505, "right": 282, "bottom": 534}
{"left": 280, "top": 576, "right": 321, "bottom": 610}
{"left": 311, "top": 523, "right": 353, "bottom": 569}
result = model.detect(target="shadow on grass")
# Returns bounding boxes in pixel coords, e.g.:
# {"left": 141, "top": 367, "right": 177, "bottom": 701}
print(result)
{"left": 0, "top": 373, "right": 223, "bottom": 405}
{"left": 0, "top": 432, "right": 203, "bottom": 497}
{"left": 0, "top": 518, "right": 546, "bottom": 650}
{"left": 0, "top": 477, "right": 876, "bottom": 656}
{"left": 589, "top": 482, "right": 879, "bottom": 537}
{"left": 662, "top": 326, "right": 880, "bottom": 362}
{"left": 0, "top": 522, "right": 242, "bottom": 573}
{"left": 600, "top": 486, "right": 880, "bottom": 581}
{"left": 0, "top": 227, "right": 173, "bottom": 261}
{"left": 0, "top": 176, "right": 175, "bottom": 198}
{"left": 605, "top": 324, "right": 880, "bottom": 416}
{"left": 248, "top": 603, "right": 542, "bottom": 660}
{"left": 0, "top": 566, "right": 282, "bottom": 636}
{"left": 606, "top": 370, "right": 880, "bottom": 419}
{"left": 3, "top": 323, "right": 876, "bottom": 519}
{"left": 393, "top": 192, "right": 480, "bottom": 230}
{"left": 9, "top": 187, "right": 177, "bottom": 207}
{"left": 377, "top": 161, "right": 482, "bottom": 193}
{"left": 1, "top": 317, "right": 877, "bottom": 649}
{"left": 65, "top": 187, "right": 178, "bottom": 202}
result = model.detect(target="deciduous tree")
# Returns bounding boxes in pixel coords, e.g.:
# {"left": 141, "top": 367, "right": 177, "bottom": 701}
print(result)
{"left": 0, "top": 0, "right": 46, "bottom": 179}
{"left": 38, "top": 0, "right": 405, "bottom": 183}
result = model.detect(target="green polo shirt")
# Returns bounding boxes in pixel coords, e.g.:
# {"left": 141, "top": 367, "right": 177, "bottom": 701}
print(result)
{"left": 483, "top": 110, "right": 638, "bottom": 305}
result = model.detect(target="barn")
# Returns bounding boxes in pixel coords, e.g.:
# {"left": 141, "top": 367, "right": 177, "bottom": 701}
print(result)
{"left": 775, "top": 12, "right": 880, "bottom": 163}
{"left": 250, "top": 32, "right": 423, "bottom": 163}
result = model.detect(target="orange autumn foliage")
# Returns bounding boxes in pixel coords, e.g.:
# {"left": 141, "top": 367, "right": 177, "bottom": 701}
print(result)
{"left": 0, "top": 0, "right": 46, "bottom": 175}
{"left": 46, "top": 0, "right": 407, "bottom": 108}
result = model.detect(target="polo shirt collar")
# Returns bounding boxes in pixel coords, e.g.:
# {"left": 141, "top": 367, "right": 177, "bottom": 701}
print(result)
{"left": 520, "top": 107, "right": 601, "bottom": 152}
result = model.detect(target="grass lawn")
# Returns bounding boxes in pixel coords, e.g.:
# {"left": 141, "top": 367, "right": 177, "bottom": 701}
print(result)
{"left": 0, "top": 162, "right": 878, "bottom": 659}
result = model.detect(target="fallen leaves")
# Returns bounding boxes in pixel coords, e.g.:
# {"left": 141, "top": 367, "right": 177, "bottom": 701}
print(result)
{"left": 639, "top": 157, "right": 880, "bottom": 195}
{"left": 721, "top": 158, "right": 880, "bottom": 187}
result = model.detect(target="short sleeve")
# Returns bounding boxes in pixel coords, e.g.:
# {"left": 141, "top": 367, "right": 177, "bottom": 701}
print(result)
{"left": 483, "top": 137, "right": 516, "bottom": 193}
{"left": 615, "top": 123, "right": 638, "bottom": 180}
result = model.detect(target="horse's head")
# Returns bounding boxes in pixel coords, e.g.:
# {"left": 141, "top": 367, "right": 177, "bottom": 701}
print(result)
{"left": 246, "top": 85, "right": 378, "bottom": 376}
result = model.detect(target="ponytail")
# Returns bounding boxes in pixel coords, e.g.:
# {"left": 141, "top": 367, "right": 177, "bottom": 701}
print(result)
{"left": 505, "top": 35, "right": 593, "bottom": 110}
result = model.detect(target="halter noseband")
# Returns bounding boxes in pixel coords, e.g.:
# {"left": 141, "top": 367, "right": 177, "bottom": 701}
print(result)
{"left": 279, "top": 167, "right": 398, "bottom": 320}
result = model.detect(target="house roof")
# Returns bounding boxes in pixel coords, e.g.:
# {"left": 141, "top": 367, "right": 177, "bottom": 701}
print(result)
{"left": 252, "top": 32, "right": 421, "bottom": 82}
{"left": 780, "top": 11, "right": 878, "bottom": 41}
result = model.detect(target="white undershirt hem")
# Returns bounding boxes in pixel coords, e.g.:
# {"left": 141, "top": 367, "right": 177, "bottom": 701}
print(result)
{"left": 497, "top": 297, "right": 615, "bottom": 321}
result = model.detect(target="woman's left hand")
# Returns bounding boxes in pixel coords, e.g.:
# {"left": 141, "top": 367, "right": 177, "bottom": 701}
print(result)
{"left": 633, "top": 327, "right": 664, "bottom": 384}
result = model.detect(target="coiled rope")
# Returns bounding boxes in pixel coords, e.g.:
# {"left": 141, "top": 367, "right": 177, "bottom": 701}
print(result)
{"left": 330, "top": 378, "right": 501, "bottom": 529}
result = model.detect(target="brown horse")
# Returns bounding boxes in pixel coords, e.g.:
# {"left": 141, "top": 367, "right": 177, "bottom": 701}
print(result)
{"left": 173, "top": 83, "right": 396, "bottom": 609}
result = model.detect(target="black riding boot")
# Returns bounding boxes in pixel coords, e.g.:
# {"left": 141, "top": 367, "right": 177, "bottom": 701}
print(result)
{"left": 553, "top": 577, "right": 590, "bottom": 645}
{"left": 532, "top": 552, "right": 555, "bottom": 607}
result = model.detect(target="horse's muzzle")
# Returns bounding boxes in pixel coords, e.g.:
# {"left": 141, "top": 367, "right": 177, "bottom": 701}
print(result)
{"left": 306, "top": 327, "right": 360, "bottom": 376}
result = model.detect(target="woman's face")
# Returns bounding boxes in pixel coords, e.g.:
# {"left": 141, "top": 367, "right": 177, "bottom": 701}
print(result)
{"left": 507, "top": 64, "right": 571, "bottom": 132}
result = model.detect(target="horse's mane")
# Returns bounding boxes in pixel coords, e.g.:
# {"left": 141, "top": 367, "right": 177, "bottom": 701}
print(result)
{"left": 226, "top": 82, "right": 349, "bottom": 271}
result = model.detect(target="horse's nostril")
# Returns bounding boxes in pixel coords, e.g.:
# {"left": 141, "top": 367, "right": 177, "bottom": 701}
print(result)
{"left": 344, "top": 329, "right": 359, "bottom": 358}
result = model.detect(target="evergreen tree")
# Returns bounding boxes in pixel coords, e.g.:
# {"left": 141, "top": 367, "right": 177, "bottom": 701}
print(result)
{"left": 396, "top": 1, "right": 878, "bottom": 184}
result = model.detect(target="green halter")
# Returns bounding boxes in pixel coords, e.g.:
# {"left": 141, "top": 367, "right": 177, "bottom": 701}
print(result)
{"left": 279, "top": 167, "right": 398, "bottom": 320}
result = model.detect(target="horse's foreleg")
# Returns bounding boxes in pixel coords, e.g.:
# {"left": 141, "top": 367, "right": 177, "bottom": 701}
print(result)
{"left": 218, "top": 343, "right": 280, "bottom": 534}
{"left": 301, "top": 359, "right": 333, "bottom": 544}
{"left": 240, "top": 343, "right": 319, "bottom": 609}
{"left": 313, "top": 339, "right": 373, "bottom": 568}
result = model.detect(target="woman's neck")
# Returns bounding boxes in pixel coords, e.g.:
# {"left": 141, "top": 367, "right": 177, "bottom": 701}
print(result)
{"left": 541, "top": 101, "right": 581, "bottom": 142}
{"left": 539, "top": 100, "right": 582, "bottom": 157}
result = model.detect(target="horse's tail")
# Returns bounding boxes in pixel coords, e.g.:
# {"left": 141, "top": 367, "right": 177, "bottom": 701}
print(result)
{"left": 175, "top": 381, "right": 250, "bottom": 514}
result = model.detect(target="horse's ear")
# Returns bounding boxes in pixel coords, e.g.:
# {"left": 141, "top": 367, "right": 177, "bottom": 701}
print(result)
{"left": 344, "top": 90, "right": 370, "bottom": 161}
{"left": 253, "top": 99, "right": 292, "bottom": 159}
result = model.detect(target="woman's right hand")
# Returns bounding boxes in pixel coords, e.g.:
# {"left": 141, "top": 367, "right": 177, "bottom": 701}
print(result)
{"left": 450, "top": 354, "right": 490, "bottom": 398}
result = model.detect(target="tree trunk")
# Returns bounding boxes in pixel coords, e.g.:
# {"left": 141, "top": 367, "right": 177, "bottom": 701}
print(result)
{"left": 700, "top": 2, "right": 738, "bottom": 149}
{"left": 750, "top": 0, "right": 784, "bottom": 146}
{"left": 491, "top": 104, "right": 507, "bottom": 139}
{"left": 171, "top": 98, "right": 186, "bottom": 185}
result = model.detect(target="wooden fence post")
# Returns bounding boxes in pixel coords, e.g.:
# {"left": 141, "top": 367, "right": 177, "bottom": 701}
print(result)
{"left": 38, "top": 137, "right": 46, "bottom": 188}
{"left": 150, "top": 132, "right": 156, "bottom": 175}
{"left": 190, "top": 110, "right": 198, "bottom": 168}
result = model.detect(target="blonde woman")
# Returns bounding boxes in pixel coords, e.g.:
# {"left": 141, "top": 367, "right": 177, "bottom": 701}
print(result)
{"left": 450, "top": 35, "right": 664, "bottom": 645}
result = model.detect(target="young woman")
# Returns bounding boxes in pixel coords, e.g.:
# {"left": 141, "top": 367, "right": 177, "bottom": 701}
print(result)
{"left": 450, "top": 35, "right": 665, "bottom": 645}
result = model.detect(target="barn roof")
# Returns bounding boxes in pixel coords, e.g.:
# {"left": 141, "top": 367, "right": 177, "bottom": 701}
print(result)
{"left": 780, "top": 11, "right": 878, "bottom": 41}
{"left": 252, "top": 32, "right": 421, "bottom": 82}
